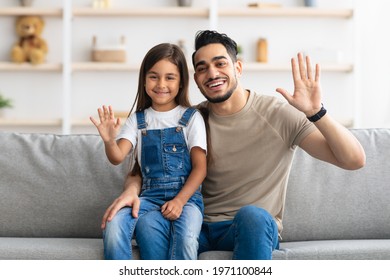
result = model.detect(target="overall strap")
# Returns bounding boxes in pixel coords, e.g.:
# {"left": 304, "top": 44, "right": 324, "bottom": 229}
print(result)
{"left": 178, "top": 107, "right": 197, "bottom": 127}
{"left": 136, "top": 111, "right": 147, "bottom": 129}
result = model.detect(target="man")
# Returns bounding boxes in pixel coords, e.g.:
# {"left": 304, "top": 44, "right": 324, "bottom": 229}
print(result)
{"left": 101, "top": 30, "right": 365, "bottom": 259}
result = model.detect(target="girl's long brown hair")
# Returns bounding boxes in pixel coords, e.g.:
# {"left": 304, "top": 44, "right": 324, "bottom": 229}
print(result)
{"left": 129, "top": 43, "right": 191, "bottom": 115}
{"left": 129, "top": 43, "right": 191, "bottom": 176}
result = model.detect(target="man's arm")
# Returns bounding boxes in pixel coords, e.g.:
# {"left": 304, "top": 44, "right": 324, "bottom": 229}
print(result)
{"left": 101, "top": 171, "right": 142, "bottom": 230}
{"left": 276, "top": 53, "right": 366, "bottom": 170}
{"left": 298, "top": 115, "right": 365, "bottom": 170}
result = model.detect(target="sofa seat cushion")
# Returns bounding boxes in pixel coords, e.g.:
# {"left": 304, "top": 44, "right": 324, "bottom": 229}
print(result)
{"left": 0, "top": 238, "right": 104, "bottom": 260}
{"left": 199, "top": 239, "right": 390, "bottom": 260}
{"left": 0, "top": 237, "right": 141, "bottom": 260}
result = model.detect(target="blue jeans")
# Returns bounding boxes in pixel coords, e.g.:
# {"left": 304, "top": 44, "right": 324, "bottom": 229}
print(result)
{"left": 134, "top": 205, "right": 279, "bottom": 260}
{"left": 103, "top": 190, "right": 203, "bottom": 260}
{"left": 198, "top": 205, "right": 279, "bottom": 259}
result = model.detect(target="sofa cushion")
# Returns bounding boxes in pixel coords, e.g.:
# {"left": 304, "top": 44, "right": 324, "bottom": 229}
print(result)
{"left": 0, "top": 132, "right": 131, "bottom": 238}
{"left": 282, "top": 129, "right": 390, "bottom": 242}
{"left": 275, "top": 240, "right": 390, "bottom": 260}
{"left": 0, "top": 238, "right": 140, "bottom": 260}
{"left": 199, "top": 240, "right": 390, "bottom": 260}
{"left": 0, "top": 238, "right": 104, "bottom": 260}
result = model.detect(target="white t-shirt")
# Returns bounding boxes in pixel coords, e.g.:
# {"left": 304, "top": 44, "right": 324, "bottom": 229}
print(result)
{"left": 117, "top": 105, "right": 207, "bottom": 168}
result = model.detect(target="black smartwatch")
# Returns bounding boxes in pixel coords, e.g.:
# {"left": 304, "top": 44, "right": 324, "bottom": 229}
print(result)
{"left": 307, "top": 104, "right": 327, "bottom": 122}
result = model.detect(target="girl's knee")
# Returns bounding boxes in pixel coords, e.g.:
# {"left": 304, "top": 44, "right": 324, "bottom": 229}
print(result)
{"left": 104, "top": 207, "right": 135, "bottom": 239}
{"left": 181, "top": 203, "right": 203, "bottom": 230}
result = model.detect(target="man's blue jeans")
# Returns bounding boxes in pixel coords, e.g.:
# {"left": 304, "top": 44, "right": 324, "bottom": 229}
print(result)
{"left": 103, "top": 192, "right": 203, "bottom": 260}
{"left": 198, "top": 205, "right": 279, "bottom": 259}
{"left": 134, "top": 205, "right": 279, "bottom": 260}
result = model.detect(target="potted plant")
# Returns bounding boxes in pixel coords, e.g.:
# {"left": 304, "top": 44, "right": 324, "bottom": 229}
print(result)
{"left": 0, "top": 94, "right": 13, "bottom": 118}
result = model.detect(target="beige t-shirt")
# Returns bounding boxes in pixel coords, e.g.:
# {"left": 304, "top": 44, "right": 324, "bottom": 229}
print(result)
{"left": 201, "top": 90, "right": 316, "bottom": 233}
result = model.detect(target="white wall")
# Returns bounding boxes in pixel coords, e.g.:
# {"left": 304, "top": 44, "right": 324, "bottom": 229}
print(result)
{"left": 354, "top": 0, "right": 390, "bottom": 128}
{"left": 1, "top": 0, "right": 389, "bottom": 133}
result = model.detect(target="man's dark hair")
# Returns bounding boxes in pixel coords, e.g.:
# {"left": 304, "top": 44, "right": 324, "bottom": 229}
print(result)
{"left": 192, "top": 30, "right": 238, "bottom": 67}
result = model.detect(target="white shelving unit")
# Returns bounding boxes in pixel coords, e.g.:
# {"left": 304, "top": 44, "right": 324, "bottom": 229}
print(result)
{"left": 243, "top": 62, "right": 353, "bottom": 73}
{"left": 73, "top": 7, "right": 210, "bottom": 17}
{"left": 0, "top": 62, "right": 62, "bottom": 71}
{"left": 0, "top": 7, "right": 62, "bottom": 16}
{"left": 218, "top": 7, "right": 353, "bottom": 18}
{"left": 0, "top": 1, "right": 355, "bottom": 133}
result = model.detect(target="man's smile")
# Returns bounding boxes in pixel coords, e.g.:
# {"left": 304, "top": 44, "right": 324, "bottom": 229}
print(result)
{"left": 206, "top": 78, "right": 226, "bottom": 90}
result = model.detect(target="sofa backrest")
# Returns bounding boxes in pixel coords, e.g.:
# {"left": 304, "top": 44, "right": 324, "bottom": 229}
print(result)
{"left": 282, "top": 128, "right": 390, "bottom": 242}
{"left": 1, "top": 129, "right": 390, "bottom": 241}
{"left": 0, "top": 132, "right": 130, "bottom": 238}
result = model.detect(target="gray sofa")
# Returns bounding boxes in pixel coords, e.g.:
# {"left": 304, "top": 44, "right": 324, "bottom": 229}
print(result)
{"left": 1, "top": 129, "right": 389, "bottom": 260}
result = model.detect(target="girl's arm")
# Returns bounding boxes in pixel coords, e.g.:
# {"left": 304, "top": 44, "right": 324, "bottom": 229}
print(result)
{"left": 161, "top": 146, "right": 207, "bottom": 220}
{"left": 90, "top": 105, "right": 133, "bottom": 165}
{"left": 104, "top": 139, "right": 133, "bottom": 165}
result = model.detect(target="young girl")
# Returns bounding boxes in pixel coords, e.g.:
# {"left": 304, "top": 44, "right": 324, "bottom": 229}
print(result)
{"left": 90, "top": 43, "right": 207, "bottom": 260}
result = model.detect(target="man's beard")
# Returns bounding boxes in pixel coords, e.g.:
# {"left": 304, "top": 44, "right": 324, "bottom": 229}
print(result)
{"left": 201, "top": 77, "right": 238, "bottom": 104}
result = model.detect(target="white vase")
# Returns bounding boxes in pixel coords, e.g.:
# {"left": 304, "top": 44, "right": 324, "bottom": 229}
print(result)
{"left": 304, "top": 0, "right": 317, "bottom": 7}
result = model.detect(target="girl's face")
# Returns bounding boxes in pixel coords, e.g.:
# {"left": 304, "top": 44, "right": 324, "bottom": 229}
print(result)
{"left": 145, "top": 58, "right": 181, "bottom": 112}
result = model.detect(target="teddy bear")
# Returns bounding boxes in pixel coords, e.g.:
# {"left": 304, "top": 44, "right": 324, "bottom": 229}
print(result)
{"left": 11, "top": 16, "right": 48, "bottom": 65}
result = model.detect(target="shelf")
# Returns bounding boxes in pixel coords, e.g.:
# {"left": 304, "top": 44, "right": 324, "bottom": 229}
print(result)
{"left": 72, "top": 118, "right": 127, "bottom": 126}
{"left": 0, "top": 7, "right": 62, "bottom": 16}
{"left": 244, "top": 62, "right": 353, "bottom": 73}
{"left": 0, "top": 118, "right": 62, "bottom": 126}
{"left": 71, "top": 7, "right": 353, "bottom": 19}
{"left": 219, "top": 7, "right": 353, "bottom": 18}
{"left": 70, "top": 117, "right": 354, "bottom": 128}
{"left": 0, "top": 62, "right": 62, "bottom": 72}
{"left": 0, "top": 6, "right": 353, "bottom": 22}
{"left": 73, "top": 7, "right": 209, "bottom": 17}
{"left": 71, "top": 119, "right": 93, "bottom": 126}
{"left": 72, "top": 61, "right": 352, "bottom": 73}
{"left": 72, "top": 62, "right": 137, "bottom": 72}
{"left": 0, "top": 116, "right": 352, "bottom": 128}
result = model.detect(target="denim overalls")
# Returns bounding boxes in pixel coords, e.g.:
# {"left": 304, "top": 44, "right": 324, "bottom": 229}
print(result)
{"left": 103, "top": 107, "right": 204, "bottom": 260}
{"left": 138, "top": 107, "right": 203, "bottom": 210}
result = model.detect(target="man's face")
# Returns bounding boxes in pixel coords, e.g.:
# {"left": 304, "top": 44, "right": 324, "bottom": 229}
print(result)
{"left": 193, "top": 43, "right": 240, "bottom": 103}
